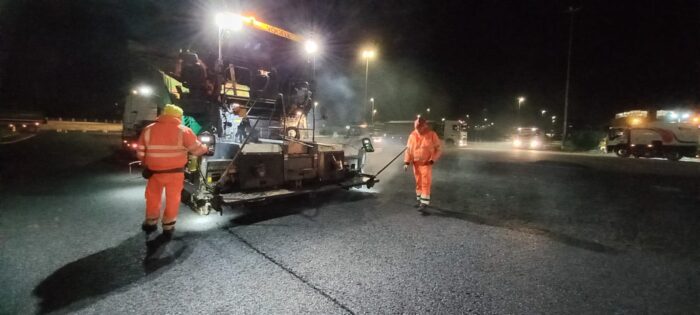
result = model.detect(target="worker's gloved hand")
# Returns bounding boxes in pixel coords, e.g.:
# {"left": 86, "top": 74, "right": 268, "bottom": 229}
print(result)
{"left": 428, "top": 160, "right": 434, "bottom": 165}
{"left": 403, "top": 162, "right": 409, "bottom": 171}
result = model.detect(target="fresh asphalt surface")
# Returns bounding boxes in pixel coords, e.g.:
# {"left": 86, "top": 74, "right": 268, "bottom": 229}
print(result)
{"left": 1, "top": 133, "right": 699, "bottom": 314}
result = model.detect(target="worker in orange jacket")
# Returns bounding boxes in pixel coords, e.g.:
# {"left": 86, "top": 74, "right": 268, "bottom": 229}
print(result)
{"left": 137, "top": 104, "right": 209, "bottom": 238}
{"left": 404, "top": 117, "right": 441, "bottom": 211}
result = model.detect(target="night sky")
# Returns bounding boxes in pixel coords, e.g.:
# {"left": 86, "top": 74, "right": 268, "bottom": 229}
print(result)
{"left": 0, "top": 0, "right": 698, "bottom": 126}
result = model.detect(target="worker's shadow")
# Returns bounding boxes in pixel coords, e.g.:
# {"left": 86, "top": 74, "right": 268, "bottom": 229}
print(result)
{"left": 422, "top": 205, "right": 621, "bottom": 254}
{"left": 32, "top": 232, "right": 192, "bottom": 314}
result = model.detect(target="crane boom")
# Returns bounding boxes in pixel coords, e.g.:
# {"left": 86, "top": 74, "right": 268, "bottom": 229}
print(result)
{"left": 241, "top": 16, "right": 302, "bottom": 42}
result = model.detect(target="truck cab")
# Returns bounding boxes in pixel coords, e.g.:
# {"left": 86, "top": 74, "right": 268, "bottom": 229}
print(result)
{"left": 512, "top": 127, "right": 545, "bottom": 149}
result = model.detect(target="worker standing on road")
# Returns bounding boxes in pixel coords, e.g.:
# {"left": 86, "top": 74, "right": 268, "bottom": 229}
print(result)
{"left": 404, "top": 117, "right": 441, "bottom": 212}
{"left": 137, "top": 104, "right": 208, "bottom": 238}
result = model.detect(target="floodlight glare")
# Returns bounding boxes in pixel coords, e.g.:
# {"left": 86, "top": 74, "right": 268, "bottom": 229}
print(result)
{"left": 304, "top": 40, "right": 319, "bottom": 54}
{"left": 361, "top": 49, "right": 376, "bottom": 59}
{"left": 137, "top": 85, "right": 153, "bottom": 96}
{"left": 215, "top": 12, "right": 243, "bottom": 31}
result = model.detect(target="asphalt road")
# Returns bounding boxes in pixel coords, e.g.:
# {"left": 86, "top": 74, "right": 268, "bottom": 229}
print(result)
{"left": 1, "top": 133, "right": 699, "bottom": 314}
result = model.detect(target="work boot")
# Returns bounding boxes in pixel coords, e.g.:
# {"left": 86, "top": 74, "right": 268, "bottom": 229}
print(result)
{"left": 417, "top": 203, "right": 430, "bottom": 215}
{"left": 161, "top": 221, "right": 176, "bottom": 241}
{"left": 162, "top": 228, "right": 175, "bottom": 241}
{"left": 141, "top": 219, "right": 158, "bottom": 234}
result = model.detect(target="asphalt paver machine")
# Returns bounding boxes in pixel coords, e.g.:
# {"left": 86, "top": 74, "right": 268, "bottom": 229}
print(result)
{"left": 168, "top": 15, "right": 378, "bottom": 214}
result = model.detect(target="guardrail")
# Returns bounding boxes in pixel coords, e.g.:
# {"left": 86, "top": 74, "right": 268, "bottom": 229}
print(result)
{"left": 39, "top": 118, "right": 123, "bottom": 133}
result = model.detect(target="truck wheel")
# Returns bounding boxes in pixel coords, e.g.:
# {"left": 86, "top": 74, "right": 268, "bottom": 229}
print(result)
{"left": 615, "top": 147, "right": 630, "bottom": 158}
{"left": 665, "top": 151, "right": 682, "bottom": 161}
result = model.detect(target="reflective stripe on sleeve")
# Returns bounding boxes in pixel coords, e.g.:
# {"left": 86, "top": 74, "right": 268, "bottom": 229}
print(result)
{"left": 137, "top": 145, "right": 145, "bottom": 150}
{"left": 145, "top": 145, "right": 187, "bottom": 151}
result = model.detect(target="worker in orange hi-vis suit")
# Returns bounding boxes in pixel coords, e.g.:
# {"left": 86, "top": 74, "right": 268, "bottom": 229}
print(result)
{"left": 136, "top": 104, "right": 209, "bottom": 239}
{"left": 404, "top": 117, "right": 442, "bottom": 212}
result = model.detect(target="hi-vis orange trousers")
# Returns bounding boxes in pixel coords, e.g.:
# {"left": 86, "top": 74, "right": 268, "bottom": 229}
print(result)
{"left": 145, "top": 173, "right": 184, "bottom": 227}
{"left": 413, "top": 163, "right": 432, "bottom": 205}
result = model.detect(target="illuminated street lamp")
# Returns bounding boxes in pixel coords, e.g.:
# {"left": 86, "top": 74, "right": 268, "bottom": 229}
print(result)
{"left": 426, "top": 107, "right": 431, "bottom": 114}
{"left": 361, "top": 47, "right": 377, "bottom": 122}
{"left": 215, "top": 12, "right": 244, "bottom": 66}
{"left": 541, "top": 109, "right": 547, "bottom": 116}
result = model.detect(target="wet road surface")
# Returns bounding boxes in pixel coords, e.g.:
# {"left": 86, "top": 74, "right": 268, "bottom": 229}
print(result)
{"left": 1, "top": 133, "right": 699, "bottom": 314}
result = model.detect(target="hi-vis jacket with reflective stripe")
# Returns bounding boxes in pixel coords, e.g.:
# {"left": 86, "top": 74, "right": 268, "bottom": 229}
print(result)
{"left": 137, "top": 115, "right": 207, "bottom": 170}
{"left": 404, "top": 129, "right": 442, "bottom": 164}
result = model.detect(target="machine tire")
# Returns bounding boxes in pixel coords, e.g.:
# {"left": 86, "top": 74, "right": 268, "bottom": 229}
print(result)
{"left": 615, "top": 146, "right": 631, "bottom": 158}
{"left": 445, "top": 139, "right": 455, "bottom": 147}
{"left": 665, "top": 150, "right": 682, "bottom": 161}
{"left": 285, "top": 127, "right": 300, "bottom": 139}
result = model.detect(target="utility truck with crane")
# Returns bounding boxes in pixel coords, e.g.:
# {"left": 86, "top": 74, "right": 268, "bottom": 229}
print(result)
{"left": 606, "top": 110, "right": 700, "bottom": 161}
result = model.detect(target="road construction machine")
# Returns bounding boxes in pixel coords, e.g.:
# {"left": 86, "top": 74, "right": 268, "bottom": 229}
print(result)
{"left": 141, "top": 14, "right": 378, "bottom": 214}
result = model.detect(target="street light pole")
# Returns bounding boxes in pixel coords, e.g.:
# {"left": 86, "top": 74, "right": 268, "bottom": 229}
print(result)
{"left": 364, "top": 57, "right": 370, "bottom": 121}
{"left": 304, "top": 39, "right": 319, "bottom": 141}
{"left": 361, "top": 48, "right": 376, "bottom": 123}
{"left": 218, "top": 27, "right": 223, "bottom": 67}
{"left": 562, "top": 6, "right": 580, "bottom": 149}
{"left": 517, "top": 97, "right": 525, "bottom": 125}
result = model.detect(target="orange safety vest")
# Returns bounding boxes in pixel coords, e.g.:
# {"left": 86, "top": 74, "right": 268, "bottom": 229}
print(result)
{"left": 404, "top": 130, "right": 442, "bottom": 164}
{"left": 137, "top": 116, "right": 207, "bottom": 170}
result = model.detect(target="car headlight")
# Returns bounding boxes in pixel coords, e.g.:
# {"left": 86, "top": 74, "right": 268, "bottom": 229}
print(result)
{"left": 513, "top": 139, "right": 522, "bottom": 147}
{"left": 199, "top": 135, "right": 212, "bottom": 144}
{"left": 530, "top": 140, "right": 540, "bottom": 148}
